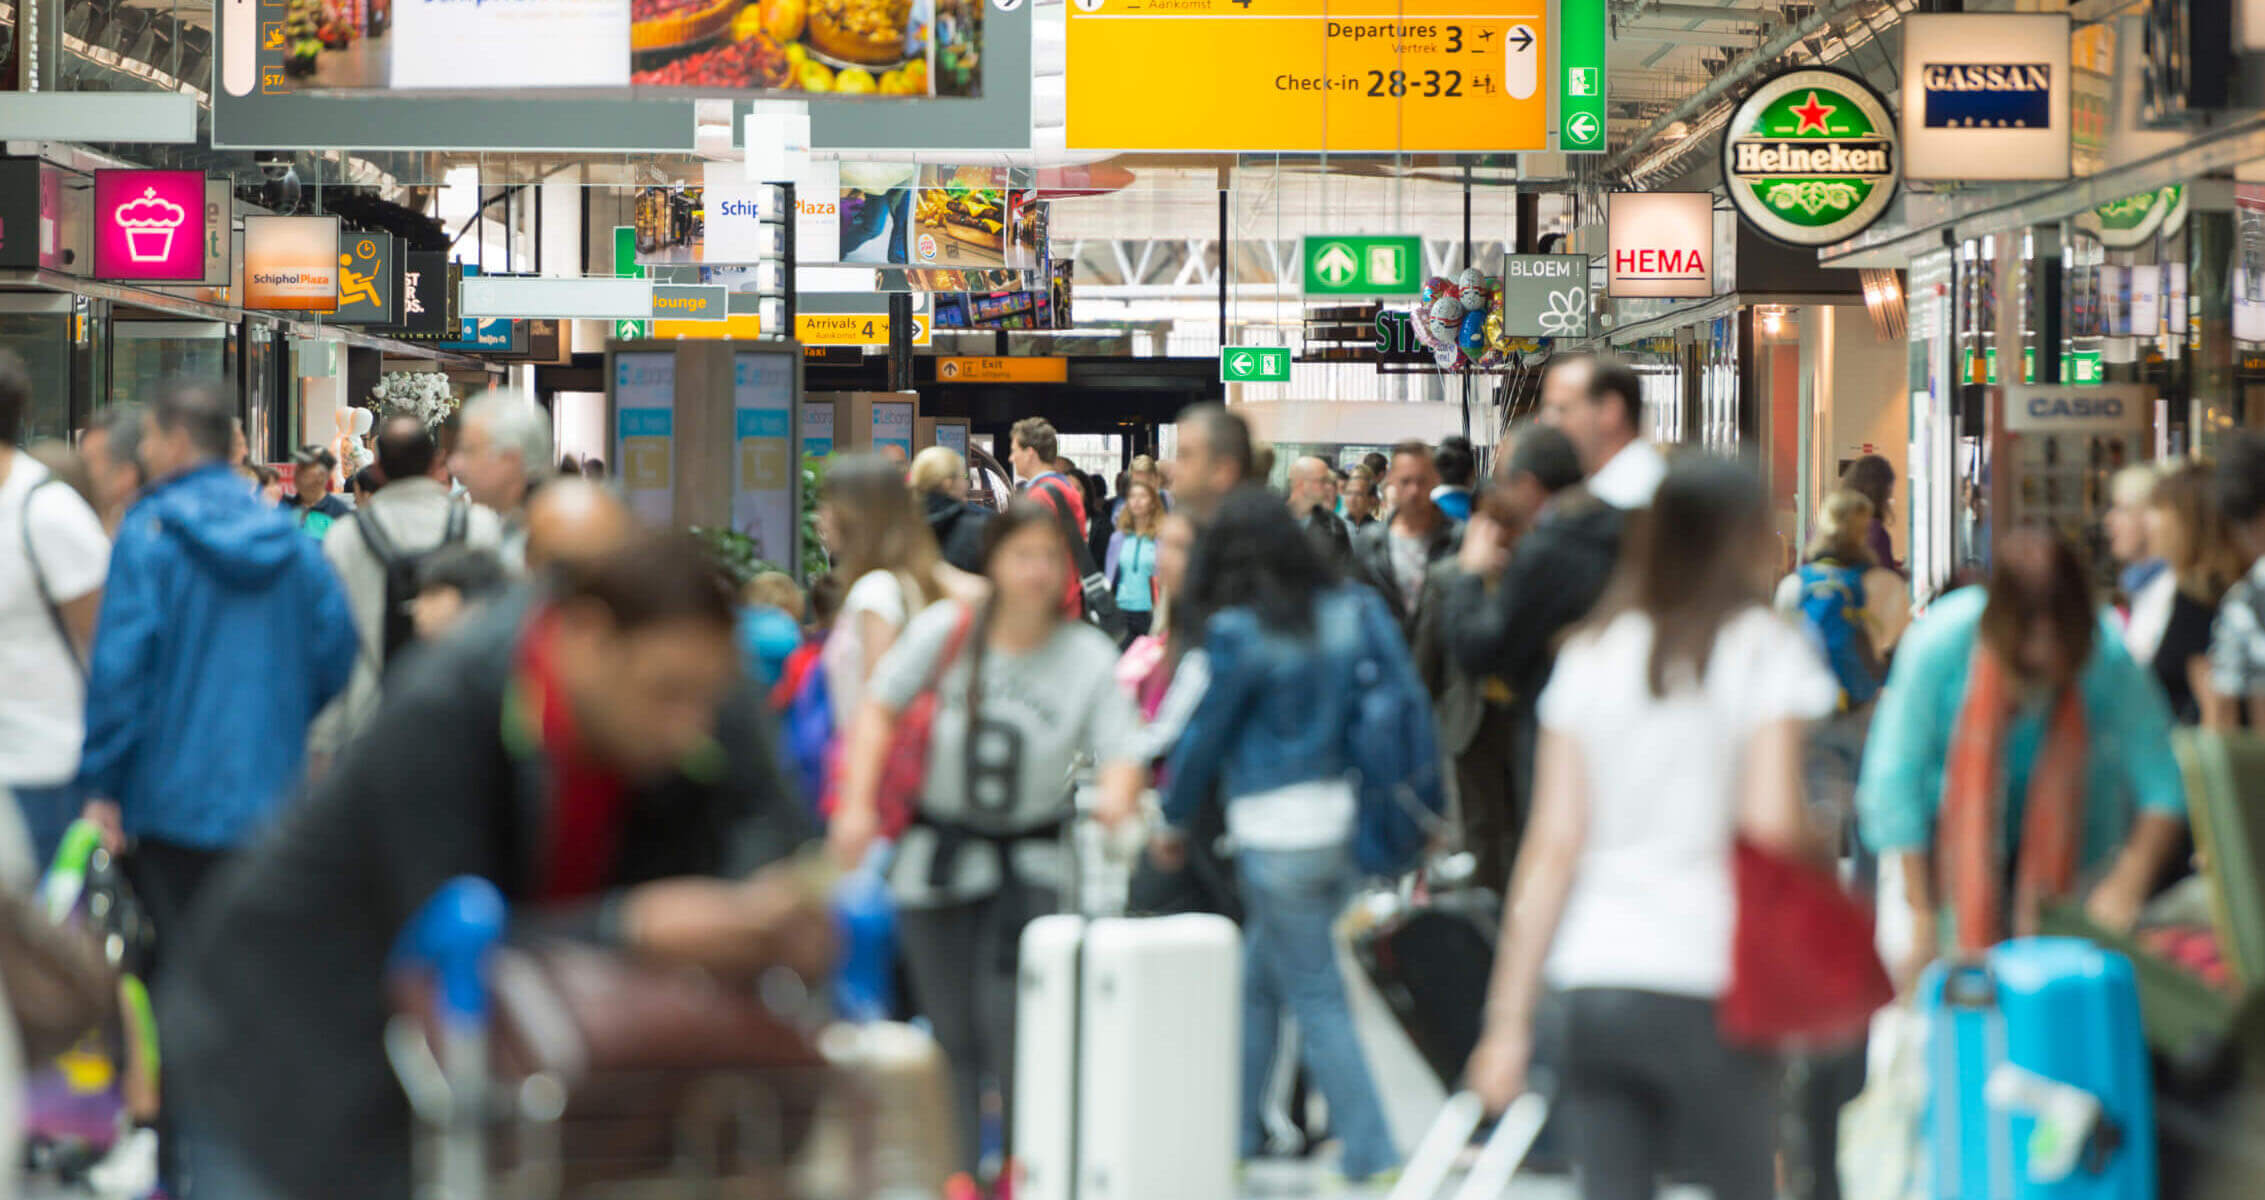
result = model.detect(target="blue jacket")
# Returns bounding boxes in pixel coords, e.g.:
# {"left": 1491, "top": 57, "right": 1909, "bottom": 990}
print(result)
{"left": 79, "top": 463, "right": 356, "bottom": 850}
{"left": 1855, "top": 587, "right": 2185, "bottom": 871}
{"left": 1162, "top": 584, "right": 1392, "bottom": 829}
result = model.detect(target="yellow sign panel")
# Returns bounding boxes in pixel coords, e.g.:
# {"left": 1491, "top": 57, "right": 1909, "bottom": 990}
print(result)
{"left": 654, "top": 315, "right": 765, "bottom": 340}
{"left": 623, "top": 437, "right": 671, "bottom": 491}
{"left": 739, "top": 438, "right": 789, "bottom": 490}
{"left": 1066, "top": 0, "right": 1547, "bottom": 152}
{"left": 935, "top": 357, "right": 1070, "bottom": 384}
{"left": 795, "top": 313, "right": 934, "bottom": 347}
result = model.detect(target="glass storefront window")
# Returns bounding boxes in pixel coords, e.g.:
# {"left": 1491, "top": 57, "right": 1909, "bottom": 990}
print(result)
{"left": 110, "top": 321, "right": 230, "bottom": 410}
{"left": 0, "top": 311, "right": 74, "bottom": 441}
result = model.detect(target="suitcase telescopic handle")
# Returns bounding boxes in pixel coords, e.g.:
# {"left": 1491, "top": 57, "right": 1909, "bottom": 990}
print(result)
{"left": 1941, "top": 961, "right": 1997, "bottom": 1009}
{"left": 398, "top": 875, "right": 507, "bottom": 1026}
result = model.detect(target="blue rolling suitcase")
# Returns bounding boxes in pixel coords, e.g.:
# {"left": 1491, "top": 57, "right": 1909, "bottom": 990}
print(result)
{"left": 1922, "top": 938, "right": 2156, "bottom": 1200}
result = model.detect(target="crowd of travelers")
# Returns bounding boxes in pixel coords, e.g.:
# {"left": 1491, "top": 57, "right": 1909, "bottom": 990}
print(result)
{"left": 1, "top": 339, "right": 2262, "bottom": 1200}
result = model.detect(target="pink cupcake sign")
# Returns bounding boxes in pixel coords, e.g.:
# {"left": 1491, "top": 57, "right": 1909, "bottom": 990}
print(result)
{"left": 93, "top": 170, "right": 206, "bottom": 282}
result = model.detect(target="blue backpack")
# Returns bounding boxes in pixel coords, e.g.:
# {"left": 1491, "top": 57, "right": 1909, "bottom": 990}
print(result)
{"left": 1343, "top": 592, "right": 1449, "bottom": 877}
{"left": 771, "top": 641, "right": 835, "bottom": 819}
{"left": 1794, "top": 561, "right": 1883, "bottom": 710}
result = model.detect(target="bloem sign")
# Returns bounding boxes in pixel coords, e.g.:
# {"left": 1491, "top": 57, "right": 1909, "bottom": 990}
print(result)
{"left": 1722, "top": 69, "right": 1898, "bottom": 248}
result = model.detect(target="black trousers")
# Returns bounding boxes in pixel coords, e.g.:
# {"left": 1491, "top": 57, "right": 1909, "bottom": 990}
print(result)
{"left": 1550, "top": 988, "right": 1778, "bottom": 1200}
{"left": 1453, "top": 701, "right": 1522, "bottom": 897}
{"left": 126, "top": 839, "right": 230, "bottom": 1189}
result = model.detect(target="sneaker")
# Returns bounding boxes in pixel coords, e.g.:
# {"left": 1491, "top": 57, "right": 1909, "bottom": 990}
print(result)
{"left": 85, "top": 1126, "right": 158, "bottom": 1200}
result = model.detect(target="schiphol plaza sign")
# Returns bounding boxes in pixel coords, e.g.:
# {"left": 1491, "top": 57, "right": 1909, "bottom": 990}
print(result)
{"left": 1722, "top": 69, "right": 1899, "bottom": 248}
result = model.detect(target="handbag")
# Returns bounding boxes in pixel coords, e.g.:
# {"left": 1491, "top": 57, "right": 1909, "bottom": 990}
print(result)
{"left": 0, "top": 889, "right": 117, "bottom": 1062}
{"left": 1719, "top": 837, "right": 1893, "bottom": 1048}
{"left": 871, "top": 603, "right": 978, "bottom": 840}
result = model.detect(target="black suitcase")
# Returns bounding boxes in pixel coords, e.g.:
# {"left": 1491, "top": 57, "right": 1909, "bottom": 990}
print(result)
{"left": 1349, "top": 885, "right": 1497, "bottom": 1087}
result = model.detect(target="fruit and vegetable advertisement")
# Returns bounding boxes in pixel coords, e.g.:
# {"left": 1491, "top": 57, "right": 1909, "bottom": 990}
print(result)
{"left": 245, "top": 0, "right": 981, "bottom": 97}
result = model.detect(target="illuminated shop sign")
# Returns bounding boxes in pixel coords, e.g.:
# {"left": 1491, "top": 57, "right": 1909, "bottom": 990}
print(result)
{"left": 1721, "top": 69, "right": 1898, "bottom": 247}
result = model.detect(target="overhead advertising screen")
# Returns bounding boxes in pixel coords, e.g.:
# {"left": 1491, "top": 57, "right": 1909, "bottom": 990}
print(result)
{"left": 93, "top": 170, "right": 208, "bottom": 283}
{"left": 633, "top": 164, "right": 1041, "bottom": 270}
{"left": 1065, "top": 0, "right": 1607, "bottom": 152}
{"left": 1901, "top": 13, "right": 2071, "bottom": 182}
{"left": 215, "top": 0, "right": 1027, "bottom": 150}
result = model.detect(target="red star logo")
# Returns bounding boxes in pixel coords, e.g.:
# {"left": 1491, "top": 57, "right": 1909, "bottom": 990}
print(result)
{"left": 1790, "top": 91, "right": 1836, "bottom": 135}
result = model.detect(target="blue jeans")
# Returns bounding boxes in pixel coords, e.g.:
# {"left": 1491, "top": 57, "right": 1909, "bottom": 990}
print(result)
{"left": 11, "top": 779, "right": 79, "bottom": 872}
{"left": 1237, "top": 844, "right": 1397, "bottom": 1180}
{"left": 176, "top": 1113, "right": 292, "bottom": 1200}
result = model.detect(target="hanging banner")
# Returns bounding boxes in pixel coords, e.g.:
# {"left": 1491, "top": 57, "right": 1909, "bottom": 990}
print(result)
{"left": 242, "top": 215, "right": 341, "bottom": 312}
{"left": 732, "top": 352, "right": 796, "bottom": 568}
{"left": 1607, "top": 192, "right": 1712, "bottom": 298}
{"left": 1721, "top": 68, "right": 1899, "bottom": 247}
{"left": 613, "top": 351, "right": 676, "bottom": 525}
{"left": 1496, "top": 254, "right": 1591, "bottom": 337}
{"left": 1900, "top": 13, "right": 2072, "bottom": 182}
{"left": 93, "top": 170, "right": 208, "bottom": 283}
{"left": 330, "top": 232, "right": 400, "bottom": 325}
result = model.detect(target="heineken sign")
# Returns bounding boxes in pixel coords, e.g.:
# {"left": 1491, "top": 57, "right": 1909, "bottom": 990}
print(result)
{"left": 1722, "top": 69, "right": 1899, "bottom": 248}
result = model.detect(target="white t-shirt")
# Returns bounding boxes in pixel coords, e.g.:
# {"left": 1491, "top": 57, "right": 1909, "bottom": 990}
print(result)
{"left": 823, "top": 569, "right": 913, "bottom": 727}
{"left": 0, "top": 458, "right": 110, "bottom": 785}
{"left": 1536, "top": 607, "right": 1838, "bottom": 998}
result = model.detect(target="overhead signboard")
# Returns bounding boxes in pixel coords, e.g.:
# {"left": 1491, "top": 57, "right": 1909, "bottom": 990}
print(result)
{"left": 1607, "top": 192, "right": 1713, "bottom": 299}
{"left": 461, "top": 276, "right": 654, "bottom": 319}
{"left": 242, "top": 215, "right": 340, "bottom": 311}
{"left": 1497, "top": 254, "right": 1590, "bottom": 337}
{"left": 213, "top": 0, "right": 1031, "bottom": 152}
{"left": 1303, "top": 235, "right": 1422, "bottom": 297}
{"left": 1065, "top": 0, "right": 1605, "bottom": 153}
{"left": 795, "top": 312, "right": 932, "bottom": 346}
{"left": 2078, "top": 184, "right": 2185, "bottom": 249}
{"left": 935, "top": 356, "right": 1069, "bottom": 384}
{"left": 391, "top": 251, "right": 452, "bottom": 335}
{"left": 201, "top": 180, "right": 234, "bottom": 287}
{"left": 1901, "top": 13, "right": 2071, "bottom": 182}
{"left": 329, "top": 232, "right": 399, "bottom": 325}
{"left": 0, "top": 161, "right": 47, "bottom": 271}
{"left": 651, "top": 284, "right": 728, "bottom": 321}
{"left": 93, "top": 170, "right": 207, "bottom": 283}
{"left": 655, "top": 314, "right": 766, "bottom": 339}
{"left": 1221, "top": 347, "right": 1292, "bottom": 383}
{"left": 2004, "top": 384, "right": 2151, "bottom": 435}
{"left": 1721, "top": 69, "right": 1899, "bottom": 248}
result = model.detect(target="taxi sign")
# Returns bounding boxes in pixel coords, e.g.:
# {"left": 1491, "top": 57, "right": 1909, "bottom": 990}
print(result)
{"left": 1065, "top": 0, "right": 1606, "bottom": 153}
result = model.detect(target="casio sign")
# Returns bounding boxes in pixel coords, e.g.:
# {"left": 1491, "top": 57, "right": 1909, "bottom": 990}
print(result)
{"left": 2028, "top": 394, "right": 2122, "bottom": 421}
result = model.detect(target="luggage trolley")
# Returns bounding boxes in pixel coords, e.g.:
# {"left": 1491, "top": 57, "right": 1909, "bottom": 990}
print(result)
{"left": 386, "top": 877, "right": 917, "bottom": 1200}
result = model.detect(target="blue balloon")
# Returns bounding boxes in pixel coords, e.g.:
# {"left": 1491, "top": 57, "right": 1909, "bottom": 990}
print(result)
{"left": 1458, "top": 309, "right": 1488, "bottom": 353}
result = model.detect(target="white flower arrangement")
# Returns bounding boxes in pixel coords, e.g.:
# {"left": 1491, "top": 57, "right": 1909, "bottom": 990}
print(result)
{"left": 370, "top": 371, "right": 459, "bottom": 430}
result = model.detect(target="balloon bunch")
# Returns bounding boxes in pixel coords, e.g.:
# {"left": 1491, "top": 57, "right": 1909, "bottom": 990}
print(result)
{"left": 1409, "top": 268, "right": 1520, "bottom": 371}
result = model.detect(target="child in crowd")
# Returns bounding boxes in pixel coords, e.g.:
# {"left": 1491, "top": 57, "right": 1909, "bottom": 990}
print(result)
{"left": 740, "top": 571, "right": 808, "bottom": 689}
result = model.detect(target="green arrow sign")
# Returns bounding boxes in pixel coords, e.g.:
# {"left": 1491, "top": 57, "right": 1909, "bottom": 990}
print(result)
{"left": 1560, "top": 0, "right": 1606, "bottom": 153}
{"left": 613, "top": 226, "right": 650, "bottom": 340}
{"left": 1221, "top": 347, "right": 1292, "bottom": 383}
{"left": 1302, "top": 235, "right": 1423, "bottom": 297}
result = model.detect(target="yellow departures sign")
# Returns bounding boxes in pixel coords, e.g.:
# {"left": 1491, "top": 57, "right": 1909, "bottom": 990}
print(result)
{"left": 1066, "top": 0, "right": 1547, "bottom": 152}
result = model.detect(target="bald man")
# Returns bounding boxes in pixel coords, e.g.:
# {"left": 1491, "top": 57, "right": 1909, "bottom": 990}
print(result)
{"left": 1535, "top": 351, "right": 1595, "bottom": 430}
{"left": 524, "top": 477, "right": 636, "bottom": 575}
{"left": 1288, "top": 454, "right": 1353, "bottom": 569}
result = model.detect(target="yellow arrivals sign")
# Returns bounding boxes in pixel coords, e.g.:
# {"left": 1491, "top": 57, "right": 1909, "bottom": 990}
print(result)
{"left": 935, "top": 356, "right": 1069, "bottom": 384}
{"left": 795, "top": 313, "right": 934, "bottom": 347}
{"left": 1066, "top": 0, "right": 1549, "bottom": 152}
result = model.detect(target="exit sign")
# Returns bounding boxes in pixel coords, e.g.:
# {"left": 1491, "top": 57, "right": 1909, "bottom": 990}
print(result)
{"left": 1222, "top": 346, "right": 1292, "bottom": 383}
{"left": 1303, "top": 236, "right": 1422, "bottom": 297}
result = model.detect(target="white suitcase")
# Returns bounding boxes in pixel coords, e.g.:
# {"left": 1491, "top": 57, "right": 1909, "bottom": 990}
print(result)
{"left": 1014, "top": 913, "right": 1241, "bottom": 1200}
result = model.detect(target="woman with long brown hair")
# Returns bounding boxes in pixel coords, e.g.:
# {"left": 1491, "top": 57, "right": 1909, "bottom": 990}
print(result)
{"left": 818, "top": 452, "right": 956, "bottom": 729}
{"left": 1106, "top": 479, "right": 1165, "bottom": 639}
{"left": 2145, "top": 462, "right": 2250, "bottom": 725}
{"left": 1469, "top": 458, "right": 1838, "bottom": 1199}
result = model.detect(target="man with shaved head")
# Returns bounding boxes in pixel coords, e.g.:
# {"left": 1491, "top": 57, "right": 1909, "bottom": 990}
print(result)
{"left": 525, "top": 477, "right": 637, "bottom": 575}
{"left": 1287, "top": 453, "right": 1352, "bottom": 569}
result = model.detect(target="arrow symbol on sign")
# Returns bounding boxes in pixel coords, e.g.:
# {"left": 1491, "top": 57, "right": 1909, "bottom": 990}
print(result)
{"left": 1566, "top": 112, "right": 1599, "bottom": 144}
{"left": 1228, "top": 352, "right": 1253, "bottom": 376}
{"left": 1508, "top": 26, "right": 1531, "bottom": 51}
{"left": 1313, "top": 244, "right": 1358, "bottom": 287}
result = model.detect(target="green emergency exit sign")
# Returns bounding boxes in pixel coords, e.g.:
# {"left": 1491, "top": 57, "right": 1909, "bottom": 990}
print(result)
{"left": 1222, "top": 346, "right": 1292, "bottom": 383}
{"left": 613, "top": 226, "right": 649, "bottom": 340}
{"left": 1303, "top": 236, "right": 1423, "bottom": 297}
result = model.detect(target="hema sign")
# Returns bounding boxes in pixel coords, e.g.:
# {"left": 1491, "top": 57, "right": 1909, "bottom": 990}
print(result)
{"left": 1901, "top": 13, "right": 2072, "bottom": 182}
{"left": 1607, "top": 192, "right": 1713, "bottom": 298}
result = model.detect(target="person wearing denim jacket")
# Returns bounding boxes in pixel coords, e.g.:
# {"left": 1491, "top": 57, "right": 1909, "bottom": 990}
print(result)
{"left": 1154, "top": 489, "right": 1400, "bottom": 1184}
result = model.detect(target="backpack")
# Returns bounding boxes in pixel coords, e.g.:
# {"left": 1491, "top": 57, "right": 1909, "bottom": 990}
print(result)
{"left": 1342, "top": 590, "right": 1449, "bottom": 877}
{"left": 1794, "top": 561, "right": 1883, "bottom": 710}
{"left": 770, "top": 641, "right": 834, "bottom": 819}
{"left": 353, "top": 501, "right": 468, "bottom": 671}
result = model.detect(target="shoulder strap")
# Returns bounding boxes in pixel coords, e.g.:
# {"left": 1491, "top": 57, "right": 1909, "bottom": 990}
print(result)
{"left": 20, "top": 475, "right": 86, "bottom": 681}
{"left": 353, "top": 505, "right": 406, "bottom": 569}
{"left": 1033, "top": 478, "right": 1104, "bottom": 577}
{"left": 442, "top": 499, "right": 469, "bottom": 546}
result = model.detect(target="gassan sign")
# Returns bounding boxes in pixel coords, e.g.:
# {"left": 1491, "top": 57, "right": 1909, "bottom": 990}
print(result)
{"left": 1900, "top": 14, "right": 2071, "bottom": 182}
{"left": 1722, "top": 69, "right": 1899, "bottom": 247}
